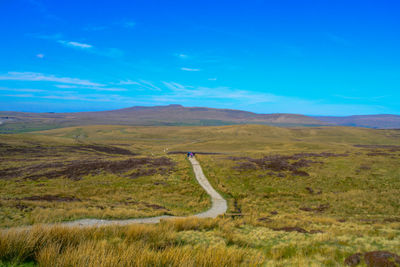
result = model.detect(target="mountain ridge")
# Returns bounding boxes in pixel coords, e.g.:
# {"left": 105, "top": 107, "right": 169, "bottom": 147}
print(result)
{"left": 1, "top": 104, "right": 399, "bottom": 133}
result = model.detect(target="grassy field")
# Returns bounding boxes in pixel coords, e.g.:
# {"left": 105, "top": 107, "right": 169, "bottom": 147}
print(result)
{"left": 0, "top": 124, "right": 399, "bottom": 266}
{"left": 0, "top": 131, "right": 210, "bottom": 227}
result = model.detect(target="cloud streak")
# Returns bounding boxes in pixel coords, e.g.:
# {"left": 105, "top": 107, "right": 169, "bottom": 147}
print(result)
{"left": 161, "top": 82, "right": 277, "bottom": 104}
{"left": 58, "top": 40, "right": 93, "bottom": 49}
{"left": 181, "top": 67, "right": 200, "bottom": 72}
{"left": 0, "top": 87, "right": 44, "bottom": 92}
{"left": 0, "top": 72, "right": 104, "bottom": 86}
{"left": 34, "top": 33, "right": 122, "bottom": 58}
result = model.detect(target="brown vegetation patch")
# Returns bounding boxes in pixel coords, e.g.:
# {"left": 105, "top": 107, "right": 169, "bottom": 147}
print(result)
{"left": 291, "top": 170, "right": 310, "bottom": 176}
{"left": 229, "top": 152, "right": 343, "bottom": 176}
{"left": 129, "top": 169, "right": 158, "bottom": 178}
{"left": 364, "top": 251, "right": 400, "bottom": 267}
{"left": 21, "top": 195, "right": 81, "bottom": 202}
{"left": 272, "top": 226, "right": 308, "bottom": 233}
{"left": 78, "top": 145, "right": 137, "bottom": 155}
{"left": 359, "top": 165, "right": 372, "bottom": 171}
{"left": 345, "top": 251, "right": 400, "bottom": 267}
{"left": 15, "top": 203, "right": 30, "bottom": 211}
{"left": 143, "top": 203, "right": 169, "bottom": 210}
{"left": 232, "top": 162, "right": 257, "bottom": 170}
{"left": 257, "top": 217, "right": 272, "bottom": 222}
{"left": 0, "top": 143, "right": 137, "bottom": 157}
{"left": 305, "top": 187, "right": 322, "bottom": 194}
{"left": 0, "top": 157, "right": 175, "bottom": 181}
{"left": 383, "top": 217, "right": 400, "bottom": 223}
{"left": 345, "top": 253, "right": 363, "bottom": 266}
{"left": 354, "top": 144, "right": 400, "bottom": 152}
{"left": 154, "top": 181, "right": 168, "bottom": 186}
{"left": 300, "top": 204, "right": 330, "bottom": 213}
{"left": 366, "top": 152, "right": 391, "bottom": 156}
{"left": 272, "top": 226, "right": 323, "bottom": 234}
{"left": 309, "top": 230, "right": 324, "bottom": 234}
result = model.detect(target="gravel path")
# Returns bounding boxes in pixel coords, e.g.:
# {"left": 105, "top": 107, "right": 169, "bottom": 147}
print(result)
{"left": 59, "top": 156, "right": 227, "bottom": 227}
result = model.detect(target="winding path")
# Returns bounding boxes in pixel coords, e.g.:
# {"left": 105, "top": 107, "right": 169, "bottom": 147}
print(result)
{"left": 61, "top": 157, "right": 227, "bottom": 227}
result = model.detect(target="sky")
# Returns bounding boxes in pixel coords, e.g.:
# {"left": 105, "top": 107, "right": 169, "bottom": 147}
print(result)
{"left": 0, "top": 0, "right": 399, "bottom": 115}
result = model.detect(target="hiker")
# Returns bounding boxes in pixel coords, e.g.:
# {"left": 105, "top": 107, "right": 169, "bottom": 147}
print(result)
{"left": 187, "top": 152, "right": 191, "bottom": 158}
{"left": 190, "top": 152, "right": 194, "bottom": 158}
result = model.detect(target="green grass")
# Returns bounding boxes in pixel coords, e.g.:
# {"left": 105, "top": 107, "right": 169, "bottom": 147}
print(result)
{"left": 0, "top": 124, "right": 399, "bottom": 265}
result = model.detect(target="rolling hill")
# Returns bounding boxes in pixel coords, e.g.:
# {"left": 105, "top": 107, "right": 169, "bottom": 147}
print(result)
{"left": 1, "top": 104, "right": 399, "bottom": 133}
{"left": 0, "top": 104, "right": 326, "bottom": 133}
{"left": 315, "top": 114, "right": 400, "bottom": 129}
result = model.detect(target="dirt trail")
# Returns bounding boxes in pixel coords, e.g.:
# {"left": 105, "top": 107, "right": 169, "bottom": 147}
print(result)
{"left": 58, "top": 156, "right": 227, "bottom": 227}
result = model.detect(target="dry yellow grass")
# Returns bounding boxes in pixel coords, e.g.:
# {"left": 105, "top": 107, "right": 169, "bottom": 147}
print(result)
{"left": 1, "top": 124, "right": 400, "bottom": 266}
{"left": 0, "top": 217, "right": 399, "bottom": 266}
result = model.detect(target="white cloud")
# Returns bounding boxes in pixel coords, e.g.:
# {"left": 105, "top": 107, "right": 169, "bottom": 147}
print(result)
{"left": 55, "top": 84, "right": 127, "bottom": 91}
{"left": 161, "top": 82, "right": 277, "bottom": 104}
{"left": 39, "top": 93, "right": 138, "bottom": 103}
{"left": 0, "top": 87, "right": 44, "bottom": 92}
{"left": 116, "top": 80, "right": 161, "bottom": 91}
{"left": 3, "top": 94, "right": 34, "bottom": 98}
{"left": 177, "top": 54, "right": 188, "bottom": 58}
{"left": 0, "top": 72, "right": 104, "bottom": 86}
{"left": 181, "top": 67, "right": 200, "bottom": 72}
{"left": 118, "top": 80, "right": 140, "bottom": 85}
{"left": 58, "top": 40, "right": 92, "bottom": 49}
{"left": 208, "top": 78, "right": 217, "bottom": 81}
{"left": 54, "top": 84, "right": 78, "bottom": 89}
{"left": 137, "top": 80, "right": 161, "bottom": 91}
{"left": 34, "top": 33, "right": 123, "bottom": 58}
{"left": 36, "top": 54, "right": 45, "bottom": 58}
{"left": 85, "top": 86, "right": 128, "bottom": 92}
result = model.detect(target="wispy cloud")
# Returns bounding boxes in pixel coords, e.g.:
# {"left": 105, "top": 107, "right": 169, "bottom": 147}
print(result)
{"left": 83, "top": 86, "right": 128, "bottom": 92}
{"left": 137, "top": 80, "right": 161, "bottom": 91}
{"left": 333, "top": 94, "right": 389, "bottom": 101}
{"left": 34, "top": 33, "right": 123, "bottom": 58}
{"left": 54, "top": 84, "right": 78, "bottom": 89}
{"left": 181, "top": 67, "right": 200, "bottom": 72}
{"left": 161, "top": 82, "right": 277, "bottom": 104}
{"left": 55, "top": 84, "right": 127, "bottom": 92}
{"left": 39, "top": 93, "right": 137, "bottom": 103}
{"left": 3, "top": 94, "right": 34, "bottom": 98}
{"left": 208, "top": 78, "right": 217, "bottom": 81}
{"left": 176, "top": 53, "right": 188, "bottom": 59}
{"left": 116, "top": 80, "right": 161, "bottom": 91}
{"left": 58, "top": 40, "right": 92, "bottom": 49}
{"left": 36, "top": 54, "right": 45, "bottom": 58}
{"left": 0, "top": 87, "right": 44, "bottom": 92}
{"left": 118, "top": 80, "right": 140, "bottom": 85}
{"left": 0, "top": 72, "right": 104, "bottom": 86}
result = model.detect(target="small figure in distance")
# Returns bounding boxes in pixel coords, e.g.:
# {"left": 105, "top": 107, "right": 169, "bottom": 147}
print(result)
{"left": 187, "top": 152, "right": 191, "bottom": 158}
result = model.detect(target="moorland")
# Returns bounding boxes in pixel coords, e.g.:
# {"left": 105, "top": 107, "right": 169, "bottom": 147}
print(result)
{"left": 2, "top": 105, "right": 400, "bottom": 134}
{"left": 0, "top": 124, "right": 399, "bottom": 266}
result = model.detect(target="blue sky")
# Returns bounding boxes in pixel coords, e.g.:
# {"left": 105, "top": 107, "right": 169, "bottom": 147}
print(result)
{"left": 0, "top": 0, "right": 399, "bottom": 115}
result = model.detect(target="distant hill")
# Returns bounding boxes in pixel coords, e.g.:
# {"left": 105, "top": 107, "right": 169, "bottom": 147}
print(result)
{"left": 0, "top": 105, "right": 399, "bottom": 133}
{"left": 315, "top": 114, "right": 400, "bottom": 129}
{"left": 0, "top": 104, "right": 325, "bottom": 133}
